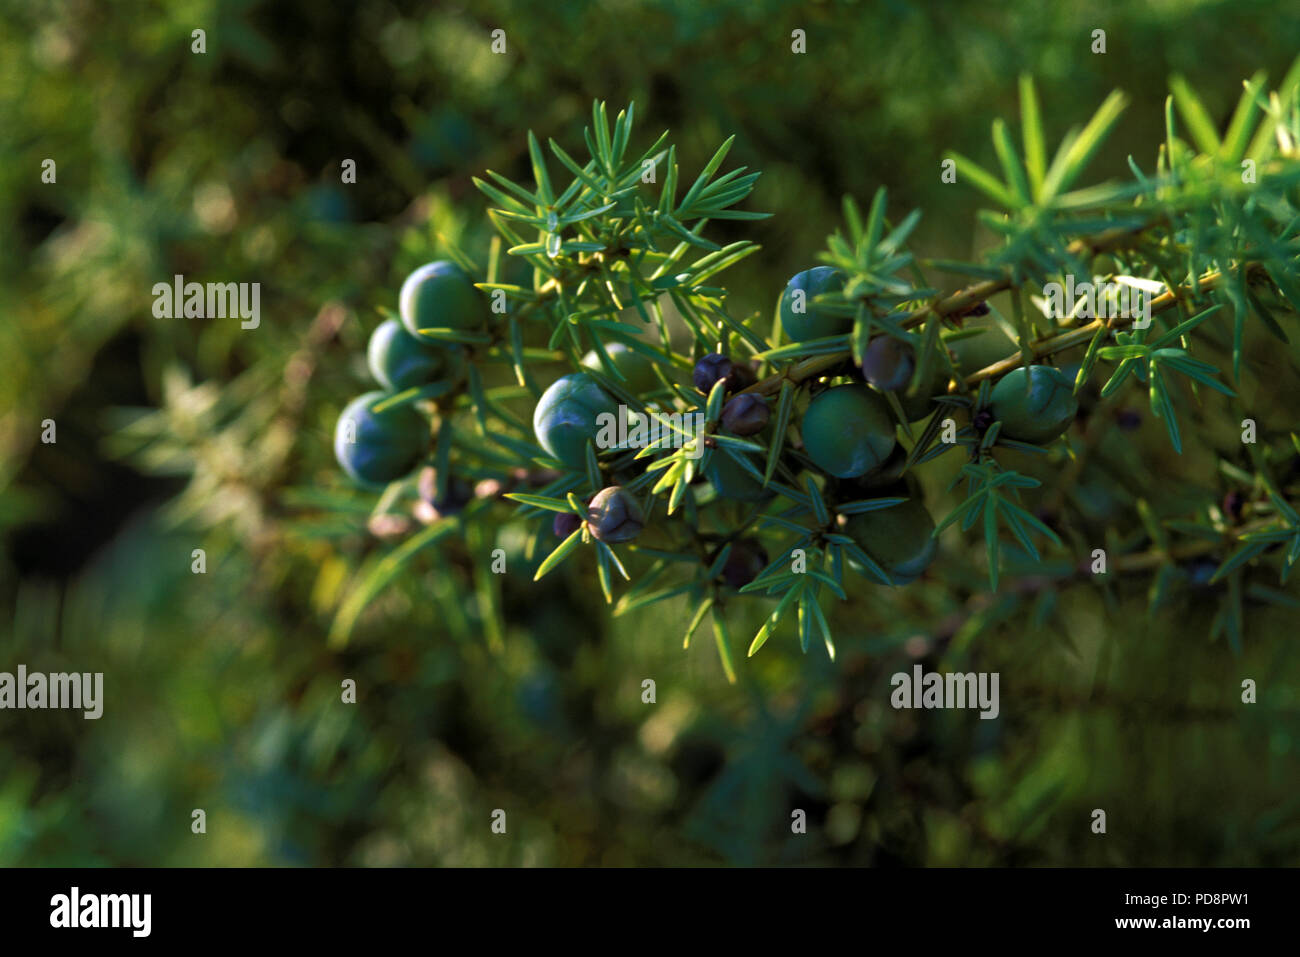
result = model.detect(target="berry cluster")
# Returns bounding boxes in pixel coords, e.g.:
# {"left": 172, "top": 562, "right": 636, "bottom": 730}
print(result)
{"left": 335, "top": 253, "right": 1081, "bottom": 608}
{"left": 328, "top": 92, "right": 1300, "bottom": 669}
{"left": 334, "top": 262, "right": 483, "bottom": 491}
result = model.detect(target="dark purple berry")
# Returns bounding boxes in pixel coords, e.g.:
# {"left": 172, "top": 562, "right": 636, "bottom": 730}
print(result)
{"left": 861, "top": 336, "right": 916, "bottom": 392}
{"left": 585, "top": 486, "right": 645, "bottom": 544}
{"left": 418, "top": 466, "right": 472, "bottom": 515}
{"left": 718, "top": 539, "right": 768, "bottom": 589}
{"left": 1185, "top": 558, "right": 1219, "bottom": 589}
{"left": 1116, "top": 408, "right": 1142, "bottom": 431}
{"left": 553, "top": 511, "right": 582, "bottom": 538}
{"left": 693, "top": 353, "right": 733, "bottom": 393}
{"left": 721, "top": 393, "right": 770, "bottom": 435}
{"left": 693, "top": 353, "right": 750, "bottom": 395}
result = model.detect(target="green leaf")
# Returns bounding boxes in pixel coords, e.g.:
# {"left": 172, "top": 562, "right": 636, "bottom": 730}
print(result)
{"left": 483, "top": 169, "right": 543, "bottom": 208}
{"left": 472, "top": 176, "right": 535, "bottom": 215}
{"left": 592, "top": 100, "right": 614, "bottom": 172}
{"left": 534, "top": 527, "right": 586, "bottom": 581}
{"left": 944, "top": 151, "right": 1018, "bottom": 209}
{"left": 1075, "top": 324, "right": 1109, "bottom": 393}
{"left": 865, "top": 186, "right": 888, "bottom": 250}
{"left": 330, "top": 518, "right": 461, "bottom": 647}
{"left": 410, "top": 326, "right": 493, "bottom": 346}
{"left": 764, "top": 381, "right": 796, "bottom": 486}
{"left": 1019, "top": 74, "right": 1047, "bottom": 197}
{"left": 1169, "top": 75, "right": 1222, "bottom": 156}
{"left": 504, "top": 493, "right": 577, "bottom": 514}
{"left": 747, "top": 584, "right": 802, "bottom": 657}
{"left": 1221, "top": 71, "right": 1268, "bottom": 162}
{"left": 1049, "top": 89, "right": 1129, "bottom": 196}
{"left": 683, "top": 596, "right": 713, "bottom": 649}
{"left": 676, "top": 134, "right": 735, "bottom": 217}
{"left": 1211, "top": 539, "right": 1270, "bottom": 583}
{"left": 754, "top": 334, "right": 852, "bottom": 362}
{"left": 548, "top": 138, "right": 606, "bottom": 196}
{"left": 613, "top": 581, "right": 693, "bottom": 616}
{"left": 805, "top": 476, "right": 829, "bottom": 526}
{"left": 1149, "top": 303, "right": 1226, "bottom": 348}
{"left": 658, "top": 213, "right": 722, "bottom": 251}
{"left": 527, "top": 130, "right": 554, "bottom": 205}
{"left": 836, "top": 497, "right": 907, "bottom": 516}
{"left": 1148, "top": 367, "right": 1182, "bottom": 454}
{"left": 807, "top": 592, "right": 836, "bottom": 660}
{"left": 1155, "top": 350, "right": 1235, "bottom": 397}
{"left": 712, "top": 613, "right": 738, "bottom": 683}
{"left": 984, "top": 496, "right": 1001, "bottom": 590}
{"left": 992, "top": 118, "right": 1032, "bottom": 207}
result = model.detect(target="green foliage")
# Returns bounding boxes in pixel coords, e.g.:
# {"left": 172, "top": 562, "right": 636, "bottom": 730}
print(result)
{"left": 8, "top": 0, "right": 1300, "bottom": 869}
{"left": 336, "top": 65, "right": 1300, "bottom": 670}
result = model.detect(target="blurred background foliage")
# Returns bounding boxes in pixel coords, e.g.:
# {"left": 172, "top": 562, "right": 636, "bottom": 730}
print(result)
{"left": 2, "top": 0, "right": 1300, "bottom": 866}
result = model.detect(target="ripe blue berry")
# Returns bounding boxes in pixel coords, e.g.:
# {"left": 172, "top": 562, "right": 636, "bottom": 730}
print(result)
{"left": 532, "top": 373, "right": 621, "bottom": 470}
{"left": 367, "top": 318, "right": 461, "bottom": 392}
{"left": 398, "top": 260, "right": 486, "bottom": 340}
{"left": 334, "top": 391, "right": 428, "bottom": 489}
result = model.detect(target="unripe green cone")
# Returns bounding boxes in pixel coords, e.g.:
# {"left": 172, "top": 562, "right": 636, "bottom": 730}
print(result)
{"left": 581, "top": 342, "right": 660, "bottom": 394}
{"left": 946, "top": 322, "right": 1016, "bottom": 375}
{"left": 367, "top": 318, "right": 461, "bottom": 392}
{"left": 777, "top": 266, "right": 849, "bottom": 342}
{"left": 826, "top": 445, "right": 912, "bottom": 501}
{"left": 706, "top": 449, "right": 775, "bottom": 503}
{"left": 532, "top": 373, "right": 621, "bottom": 470}
{"left": 801, "top": 385, "right": 896, "bottom": 478}
{"left": 399, "top": 260, "right": 486, "bottom": 340}
{"left": 989, "top": 365, "right": 1078, "bottom": 444}
{"left": 843, "top": 498, "right": 938, "bottom": 585}
{"left": 334, "top": 391, "right": 428, "bottom": 489}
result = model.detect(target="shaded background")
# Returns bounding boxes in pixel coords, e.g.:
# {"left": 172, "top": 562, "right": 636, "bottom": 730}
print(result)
{"left": 2, "top": 0, "right": 1299, "bottom": 865}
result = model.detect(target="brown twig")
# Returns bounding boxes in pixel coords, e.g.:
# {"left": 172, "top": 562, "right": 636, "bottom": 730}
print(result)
{"left": 735, "top": 223, "right": 1223, "bottom": 399}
